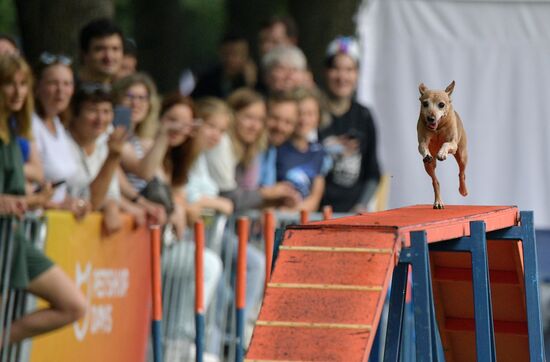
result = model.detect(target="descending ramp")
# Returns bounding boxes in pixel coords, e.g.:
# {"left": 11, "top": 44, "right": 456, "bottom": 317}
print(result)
{"left": 246, "top": 205, "right": 521, "bottom": 361}
{"left": 431, "top": 239, "right": 529, "bottom": 361}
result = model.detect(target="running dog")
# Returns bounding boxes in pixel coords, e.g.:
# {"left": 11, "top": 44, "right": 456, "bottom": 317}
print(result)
{"left": 417, "top": 80, "right": 468, "bottom": 209}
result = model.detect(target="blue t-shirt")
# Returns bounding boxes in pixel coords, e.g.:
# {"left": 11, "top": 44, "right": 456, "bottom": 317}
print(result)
{"left": 17, "top": 137, "right": 30, "bottom": 163}
{"left": 276, "top": 141, "right": 330, "bottom": 198}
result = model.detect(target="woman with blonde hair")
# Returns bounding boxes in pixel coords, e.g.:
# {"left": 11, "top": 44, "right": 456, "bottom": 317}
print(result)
{"left": 185, "top": 97, "right": 234, "bottom": 222}
{"left": 0, "top": 54, "right": 86, "bottom": 346}
{"left": 205, "top": 87, "right": 298, "bottom": 211}
{"left": 111, "top": 72, "right": 167, "bottom": 226}
{"left": 112, "top": 72, "right": 159, "bottom": 190}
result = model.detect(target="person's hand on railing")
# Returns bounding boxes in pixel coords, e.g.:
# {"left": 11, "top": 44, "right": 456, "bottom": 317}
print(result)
{"left": 26, "top": 183, "right": 54, "bottom": 209}
{"left": 260, "top": 182, "right": 301, "bottom": 208}
{"left": 121, "top": 198, "right": 148, "bottom": 228}
{"left": 186, "top": 203, "right": 202, "bottom": 226}
{"left": 136, "top": 197, "right": 167, "bottom": 226}
{"left": 0, "top": 194, "right": 27, "bottom": 218}
{"left": 60, "top": 196, "right": 91, "bottom": 220}
{"left": 170, "top": 201, "right": 187, "bottom": 240}
{"left": 102, "top": 199, "right": 123, "bottom": 235}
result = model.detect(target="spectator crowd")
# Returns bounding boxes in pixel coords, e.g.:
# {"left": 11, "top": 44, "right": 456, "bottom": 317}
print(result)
{"left": 0, "top": 16, "right": 381, "bottom": 357}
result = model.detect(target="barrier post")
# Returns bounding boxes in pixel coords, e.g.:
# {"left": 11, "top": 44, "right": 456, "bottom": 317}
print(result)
{"left": 236, "top": 217, "right": 249, "bottom": 362}
{"left": 299, "top": 209, "right": 309, "bottom": 224}
{"left": 322, "top": 205, "right": 333, "bottom": 220}
{"left": 0, "top": 217, "right": 16, "bottom": 360}
{"left": 150, "top": 225, "right": 163, "bottom": 362}
{"left": 263, "top": 210, "right": 275, "bottom": 290}
{"left": 194, "top": 221, "right": 205, "bottom": 362}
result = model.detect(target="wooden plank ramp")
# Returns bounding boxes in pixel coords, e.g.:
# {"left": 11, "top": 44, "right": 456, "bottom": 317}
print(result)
{"left": 246, "top": 205, "right": 520, "bottom": 361}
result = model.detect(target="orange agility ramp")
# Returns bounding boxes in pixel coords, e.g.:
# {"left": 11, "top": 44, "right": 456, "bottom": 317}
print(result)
{"left": 246, "top": 205, "right": 545, "bottom": 361}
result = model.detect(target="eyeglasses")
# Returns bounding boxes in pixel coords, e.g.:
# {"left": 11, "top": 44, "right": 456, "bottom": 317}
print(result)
{"left": 125, "top": 93, "right": 148, "bottom": 102}
{"left": 39, "top": 52, "right": 72, "bottom": 66}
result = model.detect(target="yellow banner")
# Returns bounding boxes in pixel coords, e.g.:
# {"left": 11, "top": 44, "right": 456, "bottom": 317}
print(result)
{"left": 30, "top": 211, "right": 151, "bottom": 362}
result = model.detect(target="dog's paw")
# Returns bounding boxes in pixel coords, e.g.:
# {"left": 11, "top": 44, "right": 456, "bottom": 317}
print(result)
{"left": 423, "top": 155, "right": 433, "bottom": 163}
{"left": 433, "top": 201, "right": 445, "bottom": 209}
{"left": 436, "top": 152, "right": 447, "bottom": 161}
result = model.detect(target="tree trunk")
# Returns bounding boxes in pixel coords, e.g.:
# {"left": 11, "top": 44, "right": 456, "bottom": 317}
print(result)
{"left": 14, "top": 0, "right": 114, "bottom": 64}
{"left": 288, "top": 0, "right": 362, "bottom": 85}
{"left": 133, "top": 0, "right": 188, "bottom": 93}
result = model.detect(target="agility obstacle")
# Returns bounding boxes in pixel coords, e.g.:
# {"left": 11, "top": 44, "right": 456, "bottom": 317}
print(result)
{"left": 245, "top": 205, "right": 545, "bottom": 361}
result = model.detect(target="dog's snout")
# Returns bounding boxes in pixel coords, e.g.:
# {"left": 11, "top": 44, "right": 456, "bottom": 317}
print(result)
{"left": 427, "top": 116, "right": 436, "bottom": 123}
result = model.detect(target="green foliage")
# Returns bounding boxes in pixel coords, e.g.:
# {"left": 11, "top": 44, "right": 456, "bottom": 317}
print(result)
{"left": 181, "top": 0, "right": 226, "bottom": 69}
{"left": 114, "top": 0, "right": 134, "bottom": 37}
{"left": 0, "top": 0, "right": 17, "bottom": 35}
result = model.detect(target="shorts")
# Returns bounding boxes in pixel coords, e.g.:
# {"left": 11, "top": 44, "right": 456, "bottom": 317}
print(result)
{"left": 4, "top": 225, "right": 54, "bottom": 290}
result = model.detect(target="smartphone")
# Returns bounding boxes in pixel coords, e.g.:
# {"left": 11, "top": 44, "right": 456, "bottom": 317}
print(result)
{"left": 113, "top": 105, "right": 132, "bottom": 130}
{"left": 34, "top": 180, "right": 66, "bottom": 194}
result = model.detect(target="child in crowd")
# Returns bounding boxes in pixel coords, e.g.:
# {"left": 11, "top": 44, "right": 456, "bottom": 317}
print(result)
{"left": 276, "top": 88, "right": 331, "bottom": 211}
{"left": 194, "top": 97, "right": 266, "bottom": 343}
{"left": 185, "top": 98, "right": 234, "bottom": 222}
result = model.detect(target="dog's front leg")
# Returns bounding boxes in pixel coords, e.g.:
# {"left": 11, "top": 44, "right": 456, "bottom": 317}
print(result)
{"left": 437, "top": 141, "right": 458, "bottom": 161}
{"left": 418, "top": 141, "right": 433, "bottom": 163}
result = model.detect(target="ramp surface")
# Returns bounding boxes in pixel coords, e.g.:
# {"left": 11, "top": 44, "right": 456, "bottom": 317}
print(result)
{"left": 246, "top": 205, "right": 519, "bottom": 361}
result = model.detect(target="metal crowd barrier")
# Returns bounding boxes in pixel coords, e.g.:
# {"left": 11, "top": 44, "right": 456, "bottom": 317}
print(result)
{"left": 155, "top": 209, "right": 354, "bottom": 362}
{"left": 0, "top": 215, "right": 46, "bottom": 362}
{"left": 3, "top": 210, "right": 354, "bottom": 362}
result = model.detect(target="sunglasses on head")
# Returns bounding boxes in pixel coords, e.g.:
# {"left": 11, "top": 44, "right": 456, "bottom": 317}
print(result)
{"left": 39, "top": 52, "right": 72, "bottom": 66}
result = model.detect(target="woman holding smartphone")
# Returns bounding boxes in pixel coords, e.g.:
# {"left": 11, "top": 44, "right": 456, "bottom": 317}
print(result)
{"left": 0, "top": 54, "right": 87, "bottom": 346}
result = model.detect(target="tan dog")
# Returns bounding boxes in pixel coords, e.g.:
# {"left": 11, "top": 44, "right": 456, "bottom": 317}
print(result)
{"left": 417, "top": 81, "right": 468, "bottom": 209}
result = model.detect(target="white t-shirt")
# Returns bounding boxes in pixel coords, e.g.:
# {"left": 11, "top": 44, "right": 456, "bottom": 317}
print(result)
{"left": 186, "top": 153, "right": 219, "bottom": 203}
{"left": 205, "top": 134, "right": 237, "bottom": 192}
{"left": 32, "top": 113, "right": 78, "bottom": 203}
{"left": 66, "top": 133, "right": 120, "bottom": 202}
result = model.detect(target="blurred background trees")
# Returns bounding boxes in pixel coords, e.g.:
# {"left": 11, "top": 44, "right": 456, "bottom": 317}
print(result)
{"left": 2, "top": 0, "right": 362, "bottom": 92}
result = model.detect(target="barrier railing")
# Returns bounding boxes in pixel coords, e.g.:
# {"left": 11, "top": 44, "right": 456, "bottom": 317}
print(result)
{"left": 3, "top": 208, "right": 352, "bottom": 362}
{"left": 1, "top": 215, "right": 46, "bottom": 362}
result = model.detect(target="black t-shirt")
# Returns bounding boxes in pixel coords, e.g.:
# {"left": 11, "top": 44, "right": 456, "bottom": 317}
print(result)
{"left": 319, "top": 101, "right": 381, "bottom": 212}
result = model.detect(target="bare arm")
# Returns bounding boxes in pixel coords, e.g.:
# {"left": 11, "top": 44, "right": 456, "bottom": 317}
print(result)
{"left": 89, "top": 128, "right": 125, "bottom": 210}
{"left": 120, "top": 125, "right": 173, "bottom": 181}
{"left": 102, "top": 198, "right": 122, "bottom": 235}
{"left": 90, "top": 153, "right": 121, "bottom": 210}
{"left": 190, "top": 196, "right": 233, "bottom": 216}
{"left": 24, "top": 141, "right": 44, "bottom": 183}
{"left": 170, "top": 188, "right": 187, "bottom": 239}
{"left": 297, "top": 176, "right": 325, "bottom": 212}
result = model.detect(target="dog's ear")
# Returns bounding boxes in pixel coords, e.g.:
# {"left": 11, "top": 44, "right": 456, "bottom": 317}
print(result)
{"left": 445, "top": 80, "right": 455, "bottom": 96}
{"left": 419, "top": 83, "right": 428, "bottom": 95}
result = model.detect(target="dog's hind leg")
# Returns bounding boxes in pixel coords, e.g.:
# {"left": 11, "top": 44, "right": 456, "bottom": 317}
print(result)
{"left": 454, "top": 149, "right": 468, "bottom": 196}
{"left": 424, "top": 159, "right": 444, "bottom": 209}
